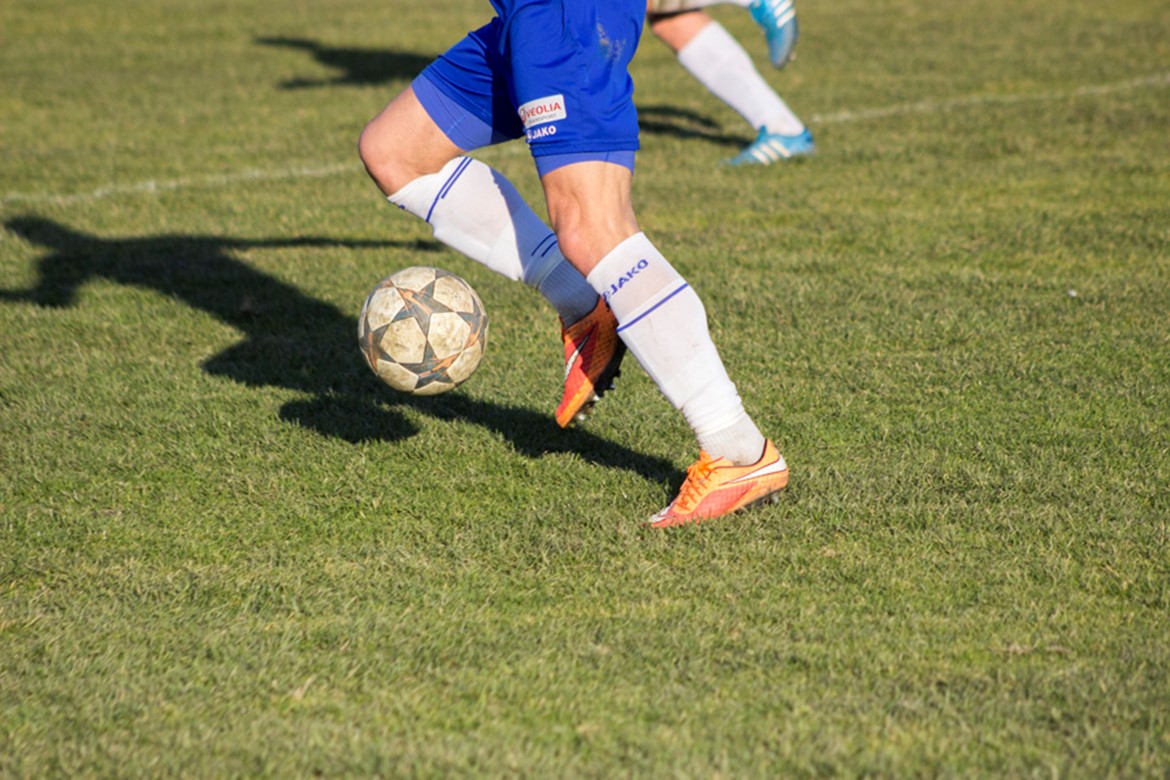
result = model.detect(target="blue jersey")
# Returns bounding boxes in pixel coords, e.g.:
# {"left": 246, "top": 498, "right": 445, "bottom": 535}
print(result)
{"left": 417, "top": 0, "right": 644, "bottom": 162}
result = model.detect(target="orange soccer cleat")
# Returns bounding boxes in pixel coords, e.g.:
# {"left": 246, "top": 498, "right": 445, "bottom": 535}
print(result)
{"left": 555, "top": 297, "right": 626, "bottom": 428}
{"left": 649, "top": 439, "right": 789, "bottom": 528}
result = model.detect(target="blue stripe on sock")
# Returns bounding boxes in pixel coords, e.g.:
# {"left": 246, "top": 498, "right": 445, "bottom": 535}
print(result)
{"left": 425, "top": 157, "right": 473, "bottom": 222}
{"left": 615, "top": 282, "right": 690, "bottom": 333}
{"left": 532, "top": 232, "right": 557, "bottom": 258}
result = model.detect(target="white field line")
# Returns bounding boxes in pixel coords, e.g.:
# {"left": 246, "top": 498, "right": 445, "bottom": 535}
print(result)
{"left": 808, "top": 71, "right": 1170, "bottom": 125}
{"left": 1, "top": 163, "right": 356, "bottom": 208}
{"left": 3, "top": 72, "right": 1168, "bottom": 209}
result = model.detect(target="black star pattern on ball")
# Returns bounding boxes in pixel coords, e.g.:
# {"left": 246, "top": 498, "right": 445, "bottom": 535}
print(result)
{"left": 358, "top": 314, "right": 393, "bottom": 370}
{"left": 362, "top": 272, "right": 487, "bottom": 392}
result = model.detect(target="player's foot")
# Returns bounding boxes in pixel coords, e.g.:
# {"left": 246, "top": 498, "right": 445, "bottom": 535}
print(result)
{"left": 648, "top": 440, "right": 788, "bottom": 528}
{"left": 725, "top": 127, "right": 815, "bottom": 166}
{"left": 749, "top": 0, "right": 799, "bottom": 69}
{"left": 555, "top": 297, "right": 626, "bottom": 428}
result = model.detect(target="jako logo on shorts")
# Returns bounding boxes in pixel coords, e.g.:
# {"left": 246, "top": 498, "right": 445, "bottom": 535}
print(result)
{"left": 518, "top": 94, "right": 567, "bottom": 129}
{"left": 525, "top": 125, "right": 557, "bottom": 142}
{"left": 602, "top": 258, "right": 649, "bottom": 302}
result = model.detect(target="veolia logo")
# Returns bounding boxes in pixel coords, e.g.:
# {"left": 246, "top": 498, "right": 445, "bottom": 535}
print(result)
{"left": 518, "top": 94, "right": 567, "bottom": 129}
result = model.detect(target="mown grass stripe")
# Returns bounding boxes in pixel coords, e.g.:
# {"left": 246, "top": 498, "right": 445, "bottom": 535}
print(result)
{"left": 3, "top": 72, "right": 1167, "bottom": 209}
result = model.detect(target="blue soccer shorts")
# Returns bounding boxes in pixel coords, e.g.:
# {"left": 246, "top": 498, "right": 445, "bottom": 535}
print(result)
{"left": 415, "top": 0, "right": 643, "bottom": 175}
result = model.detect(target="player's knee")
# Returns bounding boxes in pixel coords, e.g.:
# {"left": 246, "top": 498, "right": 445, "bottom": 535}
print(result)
{"left": 358, "top": 122, "right": 412, "bottom": 195}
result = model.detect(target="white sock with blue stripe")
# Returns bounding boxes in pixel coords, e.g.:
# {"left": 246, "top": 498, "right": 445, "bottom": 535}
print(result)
{"left": 388, "top": 156, "right": 598, "bottom": 324}
{"left": 586, "top": 233, "right": 766, "bottom": 465}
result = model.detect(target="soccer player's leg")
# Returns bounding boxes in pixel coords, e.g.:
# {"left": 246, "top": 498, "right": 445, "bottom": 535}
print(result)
{"left": 649, "top": 9, "right": 813, "bottom": 166}
{"left": 358, "top": 22, "right": 601, "bottom": 380}
{"left": 523, "top": 1, "right": 788, "bottom": 520}
{"left": 580, "top": 228, "right": 788, "bottom": 524}
{"left": 539, "top": 161, "right": 634, "bottom": 427}
{"left": 505, "top": 2, "right": 650, "bottom": 426}
{"left": 543, "top": 168, "right": 790, "bottom": 521}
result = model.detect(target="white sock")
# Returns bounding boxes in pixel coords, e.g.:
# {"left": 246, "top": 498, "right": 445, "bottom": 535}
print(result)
{"left": 388, "top": 157, "right": 597, "bottom": 324}
{"left": 677, "top": 21, "right": 805, "bottom": 136}
{"left": 586, "top": 233, "right": 767, "bottom": 465}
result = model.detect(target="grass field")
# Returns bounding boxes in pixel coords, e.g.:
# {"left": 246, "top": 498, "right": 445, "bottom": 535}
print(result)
{"left": 2, "top": 0, "right": 1169, "bottom": 776}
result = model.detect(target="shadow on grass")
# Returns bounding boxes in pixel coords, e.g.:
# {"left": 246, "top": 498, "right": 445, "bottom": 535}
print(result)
{"left": 255, "top": 36, "right": 434, "bottom": 89}
{"left": 636, "top": 104, "right": 748, "bottom": 148}
{"left": 1, "top": 216, "right": 675, "bottom": 482}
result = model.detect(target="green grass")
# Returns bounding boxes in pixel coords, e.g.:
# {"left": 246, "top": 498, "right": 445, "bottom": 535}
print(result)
{"left": 2, "top": 0, "right": 1169, "bottom": 776}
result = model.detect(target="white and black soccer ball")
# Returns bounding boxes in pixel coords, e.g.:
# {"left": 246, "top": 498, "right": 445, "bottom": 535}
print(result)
{"left": 358, "top": 267, "right": 488, "bottom": 395}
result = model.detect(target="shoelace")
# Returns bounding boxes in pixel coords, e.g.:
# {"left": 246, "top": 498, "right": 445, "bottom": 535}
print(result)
{"left": 673, "top": 455, "right": 718, "bottom": 512}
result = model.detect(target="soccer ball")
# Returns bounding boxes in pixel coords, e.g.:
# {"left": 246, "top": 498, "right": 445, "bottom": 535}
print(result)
{"left": 358, "top": 266, "right": 489, "bottom": 395}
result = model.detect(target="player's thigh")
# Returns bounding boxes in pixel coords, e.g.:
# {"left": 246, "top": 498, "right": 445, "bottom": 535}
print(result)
{"left": 648, "top": 9, "right": 712, "bottom": 51}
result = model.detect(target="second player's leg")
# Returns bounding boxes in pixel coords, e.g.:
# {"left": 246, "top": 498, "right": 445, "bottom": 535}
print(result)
{"left": 648, "top": 8, "right": 813, "bottom": 165}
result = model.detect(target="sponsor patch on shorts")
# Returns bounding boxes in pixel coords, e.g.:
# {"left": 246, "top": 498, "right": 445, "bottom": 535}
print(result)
{"left": 518, "top": 94, "right": 567, "bottom": 129}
